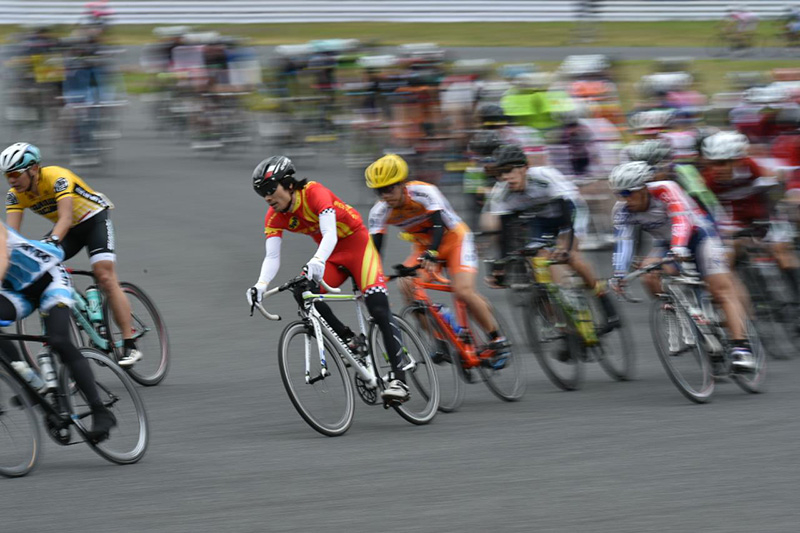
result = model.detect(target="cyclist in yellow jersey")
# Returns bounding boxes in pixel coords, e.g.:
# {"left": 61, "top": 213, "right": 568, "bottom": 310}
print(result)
{"left": 1, "top": 142, "right": 141, "bottom": 367}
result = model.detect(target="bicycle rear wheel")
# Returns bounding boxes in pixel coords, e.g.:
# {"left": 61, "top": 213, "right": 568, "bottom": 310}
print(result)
{"left": 0, "top": 367, "right": 41, "bottom": 477}
{"left": 278, "top": 321, "right": 354, "bottom": 437}
{"left": 368, "top": 314, "right": 439, "bottom": 425}
{"left": 731, "top": 317, "right": 767, "bottom": 394}
{"left": 650, "top": 297, "right": 714, "bottom": 403}
{"left": 527, "top": 288, "right": 584, "bottom": 391}
{"left": 589, "top": 294, "right": 635, "bottom": 381}
{"left": 103, "top": 282, "right": 170, "bottom": 386}
{"left": 400, "top": 304, "right": 464, "bottom": 413}
{"left": 469, "top": 307, "right": 526, "bottom": 401}
{"left": 62, "top": 348, "right": 149, "bottom": 464}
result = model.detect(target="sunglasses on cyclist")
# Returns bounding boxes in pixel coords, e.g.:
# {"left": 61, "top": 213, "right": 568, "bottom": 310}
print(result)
{"left": 616, "top": 187, "right": 645, "bottom": 198}
{"left": 374, "top": 184, "right": 399, "bottom": 196}
{"left": 5, "top": 167, "right": 31, "bottom": 180}
{"left": 259, "top": 179, "right": 280, "bottom": 196}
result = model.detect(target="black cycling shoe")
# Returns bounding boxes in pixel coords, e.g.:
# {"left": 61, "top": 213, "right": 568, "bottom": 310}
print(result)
{"left": 87, "top": 406, "right": 117, "bottom": 443}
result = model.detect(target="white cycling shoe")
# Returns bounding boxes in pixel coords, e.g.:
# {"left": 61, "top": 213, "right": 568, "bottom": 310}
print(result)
{"left": 381, "top": 380, "right": 410, "bottom": 402}
{"left": 118, "top": 348, "right": 142, "bottom": 368}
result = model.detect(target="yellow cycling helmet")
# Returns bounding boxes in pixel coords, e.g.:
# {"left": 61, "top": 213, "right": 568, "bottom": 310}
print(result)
{"left": 365, "top": 154, "right": 408, "bottom": 189}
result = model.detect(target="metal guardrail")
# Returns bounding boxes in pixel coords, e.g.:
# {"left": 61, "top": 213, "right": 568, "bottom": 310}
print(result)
{"left": 0, "top": 0, "right": 795, "bottom": 24}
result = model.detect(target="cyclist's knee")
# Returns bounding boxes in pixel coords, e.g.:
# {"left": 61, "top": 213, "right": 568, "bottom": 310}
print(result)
{"left": 92, "top": 261, "right": 117, "bottom": 289}
{"left": 365, "top": 288, "right": 391, "bottom": 323}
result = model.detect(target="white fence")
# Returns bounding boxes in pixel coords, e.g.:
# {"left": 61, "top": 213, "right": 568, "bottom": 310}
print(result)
{"left": 0, "top": 1, "right": 794, "bottom": 24}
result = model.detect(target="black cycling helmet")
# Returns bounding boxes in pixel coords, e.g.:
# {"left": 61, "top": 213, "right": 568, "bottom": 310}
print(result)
{"left": 252, "top": 155, "right": 295, "bottom": 196}
{"left": 468, "top": 130, "right": 502, "bottom": 157}
{"left": 477, "top": 103, "right": 509, "bottom": 126}
{"left": 492, "top": 144, "right": 528, "bottom": 168}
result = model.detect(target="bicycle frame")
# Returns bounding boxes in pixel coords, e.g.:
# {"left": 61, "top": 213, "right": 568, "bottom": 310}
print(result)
{"left": 0, "top": 332, "right": 88, "bottom": 433}
{"left": 67, "top": 269, "right": 147, "bottom": 353}
{"left": 406, "top": 270, "right": 487, "bottom": 369}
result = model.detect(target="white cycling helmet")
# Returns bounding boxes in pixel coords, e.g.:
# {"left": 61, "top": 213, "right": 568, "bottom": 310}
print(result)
{"left": 609, "top": 161, "right": 654, "bottom": 192}
{"left": 625, "top": 139, "right": 672, "bottom": 166}
{"left": 700, "top": 131, "right": 749, "bottom": 161}
{"left": 0, "top": 142, "right": 41, "bottom": 173}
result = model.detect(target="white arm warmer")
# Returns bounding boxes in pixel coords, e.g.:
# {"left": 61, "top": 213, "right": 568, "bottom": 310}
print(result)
{"left": 258, "top": 237, "right": 282, "bottom": 286}
{"left": 313, "top": 209, "right": 338, "bottom": 262}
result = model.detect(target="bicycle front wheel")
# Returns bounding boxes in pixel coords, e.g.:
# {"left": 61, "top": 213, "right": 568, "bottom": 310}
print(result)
{"left": 0, "top": 367, "right": 41, "bottom": 477}
{"left": 103, "top": 282, "right": 170, "bottom": 386}
{"left": 590, "top": 294, "right": 635, "bottom": 381}
{"left": 62, "top": 348, "right": 149, "bottom": 464}
{"left": 650, "top": 298, "right": 714, "bottom": 404}
{"left": 278, "top": 321, "right": 354, "bottom": 437}
{"left": 400, "top": 304, "right": 464, "bottom": 413}
{"left": 527, "top": 288, "right": 584, "bottom": 391}
{"left": 731, "top": 317, "right": 767, "bottom": 394}
{"left": 469, "top": 307, "right": 526, "bottom": 401}
{"left": 368, "top": 314, "right": 439, "bottom": 425}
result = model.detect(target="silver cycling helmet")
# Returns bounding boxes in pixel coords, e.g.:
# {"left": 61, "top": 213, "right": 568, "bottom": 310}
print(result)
{"left": 625, "top": 139, "right": 672, "bottom": 166}
{"left": 700, "top": 131, "right": 749, "bottom": 161}
{"left": 609, "top": 161, "right": 654, "bottom": 192}
{"left": 0, "top": 142, "right": 41, "bottom": 173}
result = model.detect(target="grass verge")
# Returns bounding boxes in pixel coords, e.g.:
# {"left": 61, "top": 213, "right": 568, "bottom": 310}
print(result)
{"left": 1, "top": 21, "right": 794, "bottom": 47}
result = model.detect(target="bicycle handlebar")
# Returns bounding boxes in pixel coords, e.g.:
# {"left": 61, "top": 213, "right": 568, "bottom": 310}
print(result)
{"left": 249, "top": 276, "right": 341, "bottom": 321}
{"left": 387, "top": 264, "right": 450, "bottom": 285}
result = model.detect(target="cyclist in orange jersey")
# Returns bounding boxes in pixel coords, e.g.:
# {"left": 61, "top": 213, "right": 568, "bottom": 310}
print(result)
{"left": 365, "top": 154, "right": 510, "bottom": 360}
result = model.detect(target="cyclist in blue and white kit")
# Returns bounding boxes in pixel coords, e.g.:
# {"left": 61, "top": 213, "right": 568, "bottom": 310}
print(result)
{"left": 608, "top": 161, "right": 755, "bottom": 372}
{"left": 0, "top": 221, "right": 116, "bottom": 441}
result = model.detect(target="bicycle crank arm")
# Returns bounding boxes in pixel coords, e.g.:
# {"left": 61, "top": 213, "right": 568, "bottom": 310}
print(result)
{"left": 306, "top": 367, "right": 331, "bottom": 384}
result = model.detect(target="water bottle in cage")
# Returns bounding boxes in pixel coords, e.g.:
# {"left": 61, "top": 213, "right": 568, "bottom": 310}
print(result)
{"left": 85, "top": 286, "right": 103, "bottom": 323}
{"left": 37, "top": 349, "right": 58, "bottom": 391}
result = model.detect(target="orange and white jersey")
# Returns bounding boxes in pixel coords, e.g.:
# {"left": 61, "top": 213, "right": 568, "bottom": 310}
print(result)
{"left": 368, "top": 181, "right": 464, "bottom": 245}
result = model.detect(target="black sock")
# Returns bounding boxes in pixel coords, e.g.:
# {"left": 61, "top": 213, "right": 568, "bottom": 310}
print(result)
{"left": 488, "top": 330, "right": 500, "bottom": 340}
{"left": 124, "top": 338, "right": 137, "bottom": 350}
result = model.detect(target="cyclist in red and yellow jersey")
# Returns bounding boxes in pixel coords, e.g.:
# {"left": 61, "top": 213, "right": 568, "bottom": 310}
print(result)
{"left": 365, "top": 154, "right": 509, "bottom": 358}
{"left": 245, "top": 156, "right": 410, "bottom": 401}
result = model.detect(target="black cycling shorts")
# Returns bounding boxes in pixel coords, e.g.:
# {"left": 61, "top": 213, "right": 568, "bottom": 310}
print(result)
{"left": 61, "top": 209, "right": 116, "bottom": 265}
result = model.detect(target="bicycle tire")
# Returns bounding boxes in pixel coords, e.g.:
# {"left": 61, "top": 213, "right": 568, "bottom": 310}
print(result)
{"left": 62, "top": 348, "right": 149, "bottom": 464}
{"left": 526, "top": 288, "right": 584, "bottom": 391}
{"left": 278, "top": 321, "right": 354, "bottom": 437}
{"left": 103, "top": 282, "right": 170, "bottom": 386}
{"left": 470, "top": 307, "right": 526, "bottom": 401}
{"left": 504, "top": 256, "right": 532, "bottom": 311}
{"left": 368, "top": 314, "right": 439, "bottom": 425}
{"left": 0, "top": 367, "right": 41, "bottom": 477}
{"left": 400, "top": 304, "right": 464, "bottom": 413}
{"left": 590, "top": 294, "right": 636, "bottom": 381}
{"left": 731, "top": 317, "right": 767, "bottom": 394}
{"left": 738, "top": 264, "right": 795, "bottom": 360}
{"left": 650, "top": 297, "right": 714, "bottom": 404}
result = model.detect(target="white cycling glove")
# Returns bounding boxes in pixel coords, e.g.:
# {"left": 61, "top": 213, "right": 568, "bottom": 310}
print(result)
{"left": 246, "top": 282, "right": 268, "bottom": 306}
{"left": 304, "top": 257, "right": 326, "bottom": 283}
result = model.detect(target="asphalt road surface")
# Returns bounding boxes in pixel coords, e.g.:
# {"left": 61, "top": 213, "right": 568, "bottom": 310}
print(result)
{"left": 2, "top": 100, "right": 799, "bottom": 533}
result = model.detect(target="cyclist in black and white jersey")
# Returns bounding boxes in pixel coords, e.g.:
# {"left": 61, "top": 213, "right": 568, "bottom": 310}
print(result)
{"left": 482, "top": 144, "right": 618, "bottom": 325}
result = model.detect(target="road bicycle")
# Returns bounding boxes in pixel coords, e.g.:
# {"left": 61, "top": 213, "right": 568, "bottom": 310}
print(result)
{"left": 500, "top": 242, "right": 633, "bottom": 391}
{"left": 733, "top": 226, "right": 798, "bottom": 360}
{"left": 0, "top": 326, "right": 148, "bottom": 477}
{"left": 17, "top": 269, "right": 170, "bottom": 386}
{"left": 393, "top": 264, "right": 525, "bottom": 412}
{"left": 252, "top": 275, "right": 439, "bottom": 436}
{"left": 621, "top": 258, "right": 766, "bottom": 404}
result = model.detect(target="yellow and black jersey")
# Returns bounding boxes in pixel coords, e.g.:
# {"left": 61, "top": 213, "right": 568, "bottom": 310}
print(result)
{"left": 6, "top": 166, "right": 111, "bottom": 226}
